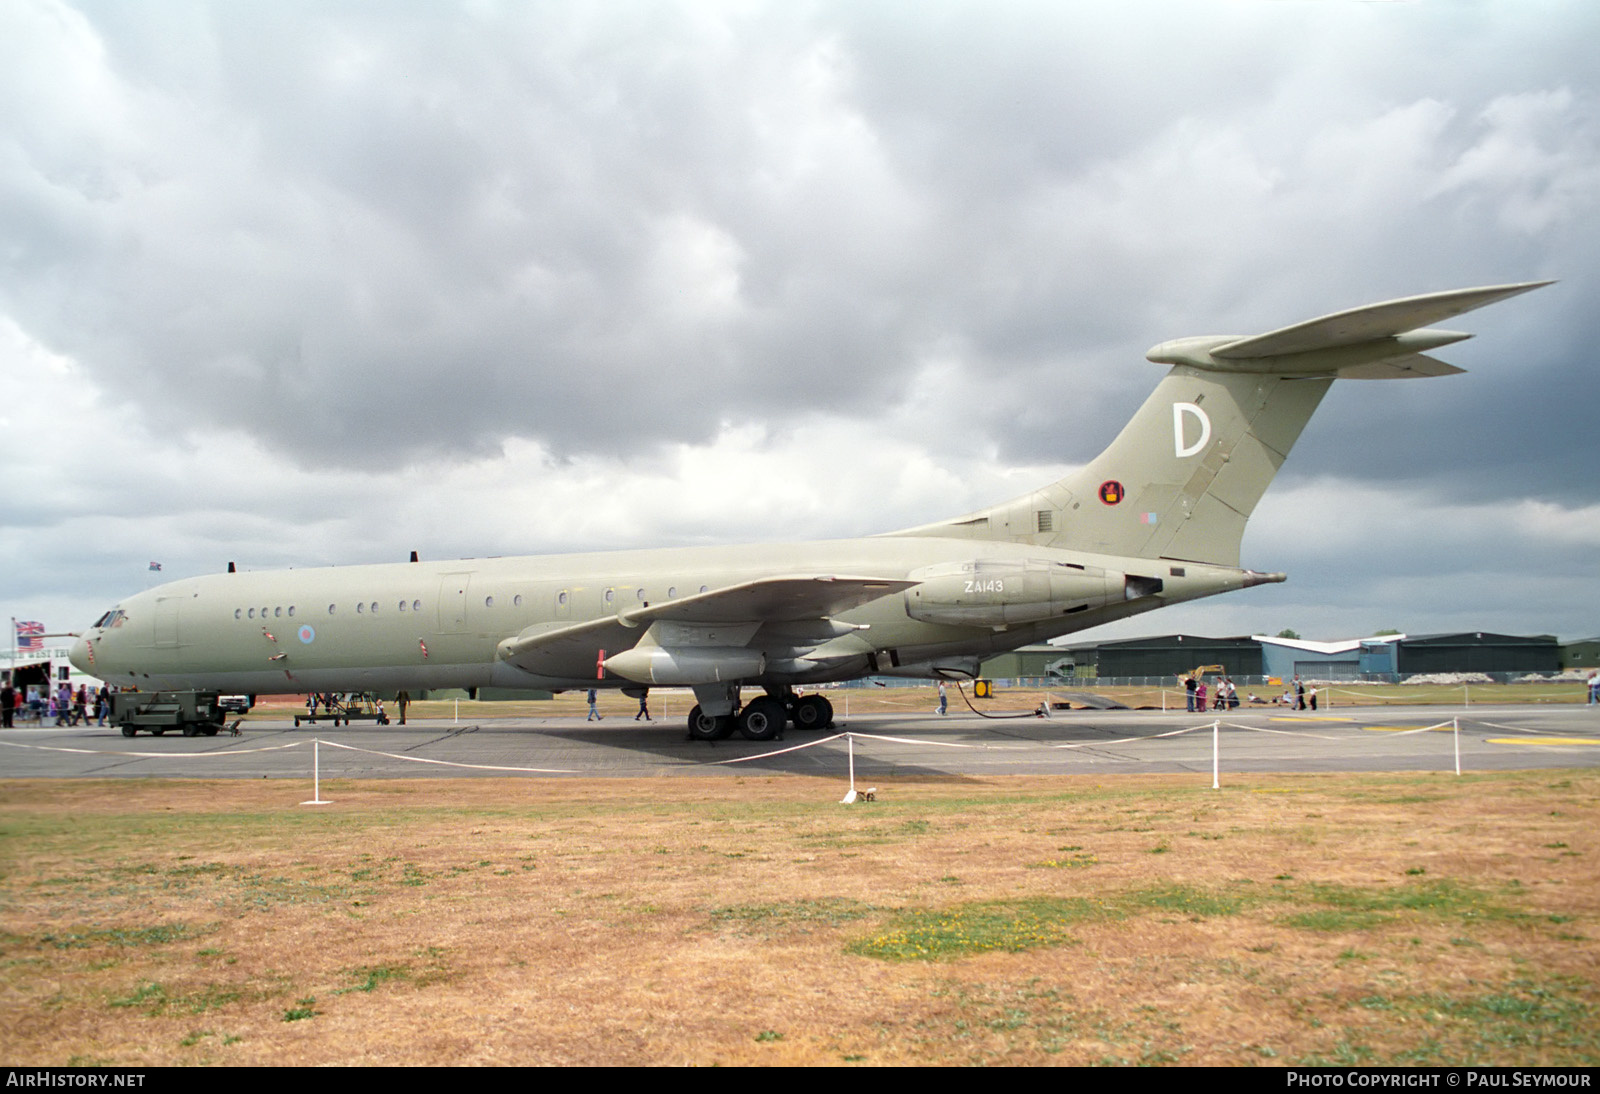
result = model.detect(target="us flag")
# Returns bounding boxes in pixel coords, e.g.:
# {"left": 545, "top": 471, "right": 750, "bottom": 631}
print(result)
{"left": 15, "top": 620, "right": 45, "bottom": 651}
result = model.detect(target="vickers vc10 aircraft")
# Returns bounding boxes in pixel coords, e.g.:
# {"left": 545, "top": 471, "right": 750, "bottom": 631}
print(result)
{"left": 73, "top": 282, "right": 1548, "bottom": 740}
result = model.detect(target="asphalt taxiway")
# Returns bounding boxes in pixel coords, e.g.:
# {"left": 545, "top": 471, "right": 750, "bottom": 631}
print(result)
{"left": 2, "top": 704, "right": 1597, "bottom": 781}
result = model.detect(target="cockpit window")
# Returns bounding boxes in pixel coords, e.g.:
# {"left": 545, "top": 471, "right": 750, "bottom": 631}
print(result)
{"left": 95, "top": 610, "right": 127, "bottom": 629}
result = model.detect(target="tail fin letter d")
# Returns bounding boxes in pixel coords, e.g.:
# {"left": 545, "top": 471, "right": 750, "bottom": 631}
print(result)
{"left": 1173, "top": 402, "right": 1211, "bottom": 458}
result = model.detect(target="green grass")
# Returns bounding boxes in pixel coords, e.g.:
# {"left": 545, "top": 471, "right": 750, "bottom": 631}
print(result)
{"left": 1277, "top": 879, "right": 1512, "bottom": 932}
{"left": 847, "top": 897, "right": 1104, "bottom": 960}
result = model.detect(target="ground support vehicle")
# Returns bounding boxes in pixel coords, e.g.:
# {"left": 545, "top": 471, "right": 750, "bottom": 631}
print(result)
{"left": 111, "top": 690, "right": 233, "bottom": 737}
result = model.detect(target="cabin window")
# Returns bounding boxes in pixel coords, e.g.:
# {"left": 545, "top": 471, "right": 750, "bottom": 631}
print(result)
{"left": 274, "top": 607, "right": 282, "bottom": 618}
{"left": 234, "top": 609, "right": 242, "bottom": 620}
{"left": 412, "top": 599, "right": 422, "bottom": 612}
{"left": 287, "top": 606, "right": 295, "bottom": 617}
{"left": 604, "top": 589, "right": 614, "bottom": 604}
{"left": 485, "top": 596, "right": 494, "bottom": 608}
{"left": 557, "top": 591, "right": 568, "bottom": 606}
{"left": 369, "top": 601, "right": 378, "bottom": 613}
{"left": 356, "top": 603, "right": 364, "bottom": 614}
{"left": 328, "top": 604, "right": 337, "bottom": 615}
{"left": 667, "top": 586, "right": 677, "bottom": 598}
{"left": 513, "top": 594, "right": 522, "bottom": 607}
{"left": 699, "top": 585, "right": 709, "bottom": 594}
{"left": 399, "top": 601, "right": 407, "bottom": 612}
{"left": 247, "top": 608, "right": 255, "bottom": 619}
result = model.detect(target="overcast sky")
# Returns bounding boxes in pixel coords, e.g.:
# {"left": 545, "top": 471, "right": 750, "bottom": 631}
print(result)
{"left": 2, "top": 0, "right": 1596, "bottom": 653}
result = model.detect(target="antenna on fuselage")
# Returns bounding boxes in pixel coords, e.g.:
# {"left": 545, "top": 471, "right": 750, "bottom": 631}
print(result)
{"left": 227, "top": 562, "right": 235, "bottom": 573}
{"left": 410, "top": 551, "right": 419, "bottom": 563}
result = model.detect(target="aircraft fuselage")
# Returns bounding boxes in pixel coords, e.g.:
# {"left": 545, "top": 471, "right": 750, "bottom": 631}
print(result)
{"left": 73, "top": 537, "right": 1267, "bottom": 696}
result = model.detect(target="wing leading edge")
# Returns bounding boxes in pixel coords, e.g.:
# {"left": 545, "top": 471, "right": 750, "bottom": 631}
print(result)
{"left": 496, "top": 574, "right": 913, "bottom": 682}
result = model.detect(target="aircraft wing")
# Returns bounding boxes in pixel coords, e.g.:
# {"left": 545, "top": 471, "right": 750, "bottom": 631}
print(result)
{"left": 497, "top": 574, "right": 913, "bottom": 675}
{"left": 618, "top": 574, "right": 915, "bottom": 625}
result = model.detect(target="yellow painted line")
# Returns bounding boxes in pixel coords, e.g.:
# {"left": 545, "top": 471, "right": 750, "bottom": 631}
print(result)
{"left": 1267, "top": 716, "right": 1354, "bottom": 722}
{"left": 1486, "top": 737, "right": 1600, "bottom": 747}
{"left": 1362, "top": 725, "right": 1451, "bottom": 733}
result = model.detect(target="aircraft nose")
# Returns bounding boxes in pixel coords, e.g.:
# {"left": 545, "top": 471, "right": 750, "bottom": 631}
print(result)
{"left": 69, "top": 635, "right": 92, "bottom": 675}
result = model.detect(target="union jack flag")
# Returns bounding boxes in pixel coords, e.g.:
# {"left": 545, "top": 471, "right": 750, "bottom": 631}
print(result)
{"left": 148, "top": 561, "right": 162, "bottom": 572}
{"left": 15, "top": 621, "right": 44, "bottom": 651}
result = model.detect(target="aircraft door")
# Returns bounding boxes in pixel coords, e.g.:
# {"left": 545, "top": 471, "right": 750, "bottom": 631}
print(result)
{"left": 154, "top": 596, "right": 181, "bottom": 648}
{"left": 437, "top": 573, "right": 472, "bottom": 634}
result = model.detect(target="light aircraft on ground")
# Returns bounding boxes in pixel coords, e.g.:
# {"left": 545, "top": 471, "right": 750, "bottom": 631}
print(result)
{"left": 72, "top": 282, "right": 1549, "bottom": 740}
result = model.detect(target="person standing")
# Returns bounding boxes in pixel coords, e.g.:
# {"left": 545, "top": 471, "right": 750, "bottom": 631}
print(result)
{"left": 1185, "top": 675, "right": 1196, "bottom": 712}
{"left": 1, "top": 679, "right": 14, "bottom": 729}
{"left": 1588, "top": 671, "right": 1599, "bottom": 706}
{"left": 635, "top": 692, "right": 651, "bottom": 722}
{"left": 937, "top": 681, "right": 948, "bottom": 715}
{"left": 586, "top": 689, "right": 602, "bottom": 721}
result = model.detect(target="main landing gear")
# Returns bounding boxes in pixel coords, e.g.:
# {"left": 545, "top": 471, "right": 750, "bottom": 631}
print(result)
{"left": 685, "top": 688, "right": 835, "bottom": 742}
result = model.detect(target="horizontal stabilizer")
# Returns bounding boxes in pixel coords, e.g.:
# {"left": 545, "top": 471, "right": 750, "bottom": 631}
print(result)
{"left": 1211, "top": 281, "right": 1552, "bottom": 359}
{"left": 1334, "top": 353, "right": 1465, "bottom": 380}
{"left": 1146, "top": 281, "right": 1553, "bottom": 378}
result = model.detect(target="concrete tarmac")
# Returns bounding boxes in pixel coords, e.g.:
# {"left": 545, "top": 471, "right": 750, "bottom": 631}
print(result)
{"left": 2, "top": 704, "right": 1597, "bottom": 781}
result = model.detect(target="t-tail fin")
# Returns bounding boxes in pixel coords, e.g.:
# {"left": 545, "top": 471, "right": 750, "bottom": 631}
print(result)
{"left": 889, "top": 281, "right": 1552, "bottom": 566}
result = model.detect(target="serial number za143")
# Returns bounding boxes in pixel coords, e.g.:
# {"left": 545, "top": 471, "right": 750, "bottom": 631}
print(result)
{"left": 964, "top": 579, "right": 1006, "bottom": 594}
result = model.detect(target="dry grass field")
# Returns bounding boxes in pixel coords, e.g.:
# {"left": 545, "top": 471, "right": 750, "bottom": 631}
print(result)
{"left": 2, "top": 770, "right": 1596, "bottom": 1066}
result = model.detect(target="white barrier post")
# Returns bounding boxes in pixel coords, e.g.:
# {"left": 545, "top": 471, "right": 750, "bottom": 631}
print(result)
{"left": 840, "top": 734, "right": 858, "bottom": 804}
{"left": 1453, "top": 716, "right": 1461, "bottom": 776}
{"left": 301, "top": 738, "right": 331, "bottom": 806}
{"left": 1212, "top": 719, "right": 1220, "bottom": 790}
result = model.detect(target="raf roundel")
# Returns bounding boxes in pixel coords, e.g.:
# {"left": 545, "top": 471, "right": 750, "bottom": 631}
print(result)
{"left": 298, "top": 625, "right": 316, "bottom": 645}
{"left": 1098, "top": 480, "right": 1125, "bottom": 505}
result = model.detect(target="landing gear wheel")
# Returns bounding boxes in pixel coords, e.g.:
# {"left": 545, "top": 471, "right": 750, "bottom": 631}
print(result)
{"left": 121, "top": 725, "right": 136, "bottom": 738}
{"left": 738, "top": 696, "right": 786, "bottom": 741}
{"left": 686, "top": 704, "right": 734, "bottom": 741}
{"left": 792, "top": 694, "right": 832, "bottom": 730}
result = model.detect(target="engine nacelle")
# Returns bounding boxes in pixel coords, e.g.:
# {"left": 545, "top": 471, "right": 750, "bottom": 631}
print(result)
{"left": 904, "top": 559, "right": 1121, "bottom": 627}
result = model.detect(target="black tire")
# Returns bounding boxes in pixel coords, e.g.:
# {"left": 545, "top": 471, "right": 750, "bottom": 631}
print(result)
{"left": 738, "top": 696, "right": 786, "bottom": 741}
{"left": 686, "top": 704, "right": 733, "bottom": 741}
{"left": 792, "top": 695, "right": 830, "bottom": 730}
{"left": 121, "top": 725, "right": 136, "bottom": 738}
{"left": 152, "top": 728, "right": 166, "bottom": 736}
{"left": 203, "top": 726, "right": 219, "bottom": 736}
{"left": 182, "top": 723, "right": 199, "bottom": 738}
